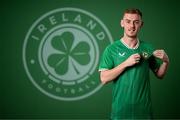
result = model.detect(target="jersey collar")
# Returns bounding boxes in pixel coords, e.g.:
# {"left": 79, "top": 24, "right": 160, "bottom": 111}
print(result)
{"left": 120, "top": 38, "right": 139, "bottom": 49}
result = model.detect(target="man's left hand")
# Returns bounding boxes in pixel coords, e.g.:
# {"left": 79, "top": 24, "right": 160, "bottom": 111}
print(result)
{"left": 153, "top": 49, "right": 169, "bottom": 63}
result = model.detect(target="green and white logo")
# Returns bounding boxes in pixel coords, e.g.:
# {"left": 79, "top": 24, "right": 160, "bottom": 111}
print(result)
{"left": 23, "top": 7, "right": 113, "bottom": 101}
{"left": 142, "top": 52, "right": 149, "bottom": 59}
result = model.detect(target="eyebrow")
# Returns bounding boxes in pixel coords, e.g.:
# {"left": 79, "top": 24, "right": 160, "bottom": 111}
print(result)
{"left": 124, "top": 19, "right": 141, "bottom": 22}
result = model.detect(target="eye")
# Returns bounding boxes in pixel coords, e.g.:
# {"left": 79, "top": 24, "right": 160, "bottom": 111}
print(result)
{"left": 125, "top": 20, "right": 130, "bottom": 23}
{"left": 134, "top": 21, "right": 140, "bottom": 24}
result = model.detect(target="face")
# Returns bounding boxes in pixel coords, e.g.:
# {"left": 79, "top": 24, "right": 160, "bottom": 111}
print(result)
{"left": 121, "top": 13, "right": 143, "bottom": 38}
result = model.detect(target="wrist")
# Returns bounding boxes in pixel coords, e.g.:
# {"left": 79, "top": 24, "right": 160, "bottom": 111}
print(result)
{"left": 121, "top": 61, "right": 128, "bottom": 68}
{"left": 163, "top": 61, "right": 169, "bottom": 66}
{"left": 163, "top": 58, "right": 169, "bottom": 64}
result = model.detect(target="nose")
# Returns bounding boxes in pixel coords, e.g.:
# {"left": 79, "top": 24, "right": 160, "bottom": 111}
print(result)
{"left": 130, "top": 22, "right": 135, "bottom": 28}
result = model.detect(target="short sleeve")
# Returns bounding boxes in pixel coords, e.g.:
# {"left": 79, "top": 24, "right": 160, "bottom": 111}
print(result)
{"left": 143, "top": 42, "right": 162, "bottom": 72}
{"left": 148, "top": 56, "right": 162, "bottom": 72}
{"left": 98, "top": 47, "right": 114, "bottom": 71}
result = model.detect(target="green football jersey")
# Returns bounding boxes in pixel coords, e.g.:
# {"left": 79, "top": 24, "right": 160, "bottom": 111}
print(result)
{"left": 99, "top": 39, "right": 162, "bottom": 119}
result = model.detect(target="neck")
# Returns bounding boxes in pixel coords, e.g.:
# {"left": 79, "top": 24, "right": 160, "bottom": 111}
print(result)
{"left": 121, "top": 36, "right": 138, "bottom": 49}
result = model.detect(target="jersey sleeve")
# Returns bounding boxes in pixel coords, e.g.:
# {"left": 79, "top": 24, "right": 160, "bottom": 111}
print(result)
{"left": 148, "top": 55, "right": 162, "bottom": 72}
{"left": 144, "top": 42, "right": 162, "bottom": 72}
{"left": 98, "top": 47, "right": 114, "bottom": 71}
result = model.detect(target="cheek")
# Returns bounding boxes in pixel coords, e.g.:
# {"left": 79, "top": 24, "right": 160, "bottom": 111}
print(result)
{"left": 124, "top": 27, "right": 130, "bottom": 31}
{"left": 123, "top": 24, "right": 130, "bottom": 29}
{"left": 137, "top": 24, "right": 142, "bottom": 28}
{"left": 135, "top": 25, "right": 141, "bottom": 30}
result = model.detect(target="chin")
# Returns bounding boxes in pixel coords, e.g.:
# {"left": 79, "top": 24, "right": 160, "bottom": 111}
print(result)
{"left": 127, "top": 34, "right": 137, "bottom": 38}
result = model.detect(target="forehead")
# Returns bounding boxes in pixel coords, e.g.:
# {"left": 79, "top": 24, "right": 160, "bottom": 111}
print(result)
{"left": 123, "top": 13, "right": 141, "bottom": 21}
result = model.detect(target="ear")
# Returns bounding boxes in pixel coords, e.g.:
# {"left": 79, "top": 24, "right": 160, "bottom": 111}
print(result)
{"left": 120, "top": 19, "right": 124, "bottom": 28}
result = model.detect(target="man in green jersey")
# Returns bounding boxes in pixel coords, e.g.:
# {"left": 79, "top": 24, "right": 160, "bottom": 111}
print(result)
{"left": 99, "top": 8, "right": 169, "bottom": 119}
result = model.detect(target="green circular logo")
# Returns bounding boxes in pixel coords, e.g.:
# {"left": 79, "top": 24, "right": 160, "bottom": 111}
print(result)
{"left": 23, "top": 7, "right": 113, "bottom": 101}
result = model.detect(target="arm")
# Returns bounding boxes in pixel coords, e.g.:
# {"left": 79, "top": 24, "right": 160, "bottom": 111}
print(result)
{"left": 153, "top": 50, "right": 169, "bottom": 79}
{"left": 100, "top": 53, "right": 141, "bottom": 84}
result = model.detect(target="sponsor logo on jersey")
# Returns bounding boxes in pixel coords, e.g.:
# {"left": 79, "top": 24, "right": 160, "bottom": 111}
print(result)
{"left": 119, "top": 52, "right": 126, "bottom": 57}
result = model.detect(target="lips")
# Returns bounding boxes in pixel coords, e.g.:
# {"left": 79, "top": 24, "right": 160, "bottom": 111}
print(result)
{"left": 128, "top": 29, "right": 135, "bottom": 31}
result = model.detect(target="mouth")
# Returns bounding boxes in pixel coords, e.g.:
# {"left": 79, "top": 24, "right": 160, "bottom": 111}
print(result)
{"left": 128, "top": 29, "right": 136, "bottom": 32}
{"left": 128, "top": 29, "right": 136, "bottom": 34}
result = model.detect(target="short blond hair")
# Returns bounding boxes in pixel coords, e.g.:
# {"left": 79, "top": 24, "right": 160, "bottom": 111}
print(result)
{"left": 123, "top": 8, "right": 142, "bottom": 18}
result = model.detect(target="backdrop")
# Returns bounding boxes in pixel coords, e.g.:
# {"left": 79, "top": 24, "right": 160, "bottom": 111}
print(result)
{"left": 1, "top": 0, "right": 180, "bottom": 119}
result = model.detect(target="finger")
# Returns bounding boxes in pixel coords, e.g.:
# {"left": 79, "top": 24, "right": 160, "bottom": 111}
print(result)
{"left": 135, "top": 56, "right": 141, "bottom": 63}
{"left": 156, "top": 51, "right": 165, "bottom": 56}
{"left": 153, "top": 51, "right": 157, "bottom": 55}
{"left": 155, "top": 54, "right": 162, "bottom": 57}
{"left": 154, "top": 50, "right": 164, "bottom": 54}
{"left": 135, "top": 59, "right": 140, "bottom": 63}
{"left": 153, "top": 51, "right": 160, "bottom": 55}
{"left": 154, "top": 52, "right": 162, "bottom": 56}
{"left": 155, "top": 54, "right": 164, "bottom": 59}
{"left": 153, "top": 50, "right": 160, "bottom": 54}
{"left": 134, "top": 53, "right": 141, "bottom": 57}
{"left": 155, "top": 55, "right": 162, "bottom": 59}
{"left": 154, "top": 53, "right": 163, "bottom": 57}
{"left": 154, "top": 51, "right": 164, "bottom": 56}
{"left": 135, "top": 55, "right": 141, "bottom": 59}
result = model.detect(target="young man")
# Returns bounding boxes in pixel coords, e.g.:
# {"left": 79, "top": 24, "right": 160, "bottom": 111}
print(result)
{"left": 99, "top": 8, "right": 169, "bottom": 119}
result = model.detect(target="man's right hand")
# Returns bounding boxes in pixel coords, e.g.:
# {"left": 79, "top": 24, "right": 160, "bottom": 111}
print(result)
{"left": 100, "top": 53, "right": 141, "bottom": 84}
{"left": 123, "top": 53, "right": 141, "bottom": 67}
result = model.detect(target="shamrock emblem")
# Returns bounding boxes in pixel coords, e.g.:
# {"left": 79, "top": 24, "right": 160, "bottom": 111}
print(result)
{"left": 47, "top": 32, "right": 90, "bottom": 75}
{"left": 141, "top": 52, "right": 149, "bottom": 59}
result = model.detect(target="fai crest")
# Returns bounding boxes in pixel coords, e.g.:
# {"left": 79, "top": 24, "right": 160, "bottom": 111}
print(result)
{"left": 23, "top": 7, "right": 113, "bottom": 101}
